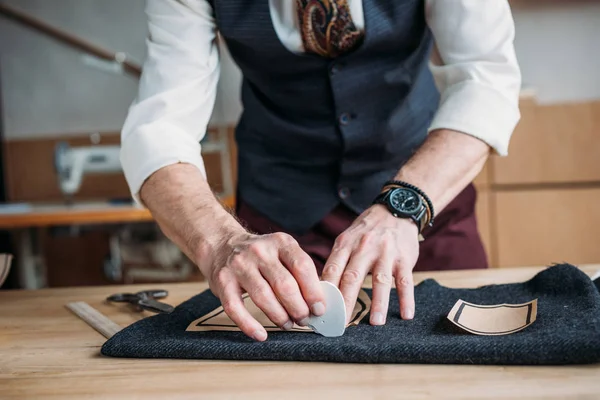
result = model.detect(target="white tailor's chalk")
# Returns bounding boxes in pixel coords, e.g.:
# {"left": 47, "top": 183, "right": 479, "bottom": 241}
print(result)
{"left": 308, "top": 281, "right": 346, "bottom": 337}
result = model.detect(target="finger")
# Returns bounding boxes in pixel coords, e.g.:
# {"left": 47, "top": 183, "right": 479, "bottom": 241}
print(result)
{"left": 220, "top": 280, "right": 268, "bottom": 341}
{"left": 322, "top": 238, "right": 351, "bottom": 287}
{"left": 339, "top": 251, "right": 372, "bottom": 324}
{"left": 237, "top": 268, "right": 295, "bottom": 331}
{"left": 278, "top": 243, "right": 325, "bottom": 318}
{"left": 369, "top": 258, "right": 393, "bottom": 326}
{"left": 258, "top": 259, "right": 311, "bottom": 325}
{"left": 395, "top": 265, "right": 415, "bottom": 320}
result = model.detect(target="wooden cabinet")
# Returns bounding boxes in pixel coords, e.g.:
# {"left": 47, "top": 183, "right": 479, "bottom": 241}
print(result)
{"left": 474, "top": 98, "right": 600, "bottom": 268}
{"left": 494, "top": 188, "right": 600, "bottom": 267}
{"left": 493, "top": 100, "right": 600, "bottom": 185}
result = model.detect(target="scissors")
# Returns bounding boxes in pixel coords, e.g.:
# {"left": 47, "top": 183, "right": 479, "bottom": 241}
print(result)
{"left": 106, "top": 289, "right": 174, "bottom": 314}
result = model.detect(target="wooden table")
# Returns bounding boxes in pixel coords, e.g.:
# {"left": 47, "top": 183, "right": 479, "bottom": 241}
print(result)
{"left": 0, "top": 197, "right": 236, "bottom": 229}
{"left": 0, "top": 202, "right": 155, "bottom": 229}
{"left": 2, "top": 265, "right": 599, "bottom": 399}
{"left": 0, "top": 198, "right": 235, "bottom": 289}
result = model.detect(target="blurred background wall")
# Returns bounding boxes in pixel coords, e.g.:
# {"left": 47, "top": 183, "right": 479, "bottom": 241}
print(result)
{"left": 2, "top": 1, "right": 600, "bottom": 139}
{"left": 0, "top": 0, "right": 245, "bottom": 139}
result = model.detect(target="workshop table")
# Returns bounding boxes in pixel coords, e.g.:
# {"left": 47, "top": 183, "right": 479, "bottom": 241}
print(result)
{"left": 0, "top": 197, "right": 235, "bottom": 289}
{"left": 2, "top": 265, "right": 599, "bottom": 399}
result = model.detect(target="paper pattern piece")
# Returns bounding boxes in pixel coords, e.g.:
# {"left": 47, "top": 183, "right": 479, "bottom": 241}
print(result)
{"left": 447, "top": 299, "right": 537, "bottom": 336}
{"left": 187, "top": 289, "right": 371, "bottom": 333}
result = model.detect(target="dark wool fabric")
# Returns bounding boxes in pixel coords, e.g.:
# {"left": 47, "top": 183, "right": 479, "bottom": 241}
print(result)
{"left": 101, "top": 264, "right": 600, "bottom": 365}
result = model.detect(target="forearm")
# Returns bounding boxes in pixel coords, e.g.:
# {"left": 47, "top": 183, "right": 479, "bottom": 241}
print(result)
{"left": 120, "top": 0, "right": 230, "bottom": 277}
{"left": 394, "top": 129, "right": 490, "bottom": 212}
{"left": 140, "top": 163, "right": 246, "bottom": 276}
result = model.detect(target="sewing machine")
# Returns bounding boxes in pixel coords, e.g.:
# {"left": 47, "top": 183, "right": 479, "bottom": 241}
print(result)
{"left": 52, "top": 141, "right": 194, "bottom": 282}
{"left": 54, "top": 141, "right": 122, "bottom": 198}
{"left": 53, "top": 130, "right": 233, "bottom": 199}
{"left": 50, "top": 134, "right": 234, "bottom": 284}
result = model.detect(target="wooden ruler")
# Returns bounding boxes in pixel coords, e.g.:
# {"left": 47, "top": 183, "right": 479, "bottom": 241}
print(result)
{"left": 66, "top": 301, "right": 122, "bottom": 339}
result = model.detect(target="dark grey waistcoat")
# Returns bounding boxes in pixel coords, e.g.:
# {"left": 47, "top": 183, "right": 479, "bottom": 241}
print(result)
{"left": 209, "top": 0, "right": 439, "bottom": 233}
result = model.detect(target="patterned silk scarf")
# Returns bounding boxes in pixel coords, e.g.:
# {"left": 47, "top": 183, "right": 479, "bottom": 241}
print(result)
{"left": 296, "top": 0, "right": 364, "bottom": 58}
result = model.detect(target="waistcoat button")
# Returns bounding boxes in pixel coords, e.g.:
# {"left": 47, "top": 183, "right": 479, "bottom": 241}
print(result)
{"left": 338, "top": 187, "right": 351, "bottom": 199}
{"left": 339, "top": 113, "right": 350, "bottom": 125}
{"left": 330, "top": 64, "right": 339, "bottom": 75}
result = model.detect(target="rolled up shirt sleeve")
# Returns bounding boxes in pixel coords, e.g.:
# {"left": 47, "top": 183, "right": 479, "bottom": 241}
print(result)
{"left": 120, "top": 0, "right": 219, "bottom": 205}
{"left": 425, "top": 0, "right": 522, "bottom": 156}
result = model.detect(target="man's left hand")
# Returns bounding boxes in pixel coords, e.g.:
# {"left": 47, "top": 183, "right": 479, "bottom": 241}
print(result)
{"left": 321, "top": 204, "right": 420, "bottom": 325}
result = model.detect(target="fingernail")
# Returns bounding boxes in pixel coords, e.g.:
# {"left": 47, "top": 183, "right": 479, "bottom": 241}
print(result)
{"left": 282, "top": 321, "right": 294, "bottom": 331}
{"left": 311, "top": 302, "right": 325, "bottom": 316}
{"left": 298, "top": 317, "right": 310, "bottom": 327}
{"left": 372, "top": 312, "right": 384, "bottom": 325}
{"left": 403, "top": 308, "right": 414, "bottom": 320}
{"left": 252, "top": 330, "right": 267, "bottom": 341}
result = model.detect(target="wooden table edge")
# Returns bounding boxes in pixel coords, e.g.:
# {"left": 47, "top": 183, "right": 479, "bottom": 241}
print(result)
{"left": 0, "top": 196, "right": 235, "bottom": 228}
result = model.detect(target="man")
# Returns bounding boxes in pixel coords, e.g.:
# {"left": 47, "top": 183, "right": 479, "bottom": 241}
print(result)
{"left": 121, "top": 0, "right": 521, "bottom": 341}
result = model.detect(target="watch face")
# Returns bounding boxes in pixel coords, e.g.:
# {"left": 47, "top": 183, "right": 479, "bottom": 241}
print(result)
{"left": 389, "top": 188, "right": 422, "bottom": 215}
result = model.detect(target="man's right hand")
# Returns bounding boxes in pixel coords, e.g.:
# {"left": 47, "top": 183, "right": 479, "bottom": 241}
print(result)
{"left": 204, "top": 231, "right": 326, "bottom": 342}
{"left": 140, "top": 164, "right": 325, "bottom": 342}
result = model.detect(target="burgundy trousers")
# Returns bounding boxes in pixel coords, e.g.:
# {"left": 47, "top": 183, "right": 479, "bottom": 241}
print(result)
{"left": 236, "top": 184, "right": 488, "bottom": 273}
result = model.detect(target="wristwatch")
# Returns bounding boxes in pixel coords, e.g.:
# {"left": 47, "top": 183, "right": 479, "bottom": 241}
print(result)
{"left": 373, "top": 187, "right": 428, "bottom": 232}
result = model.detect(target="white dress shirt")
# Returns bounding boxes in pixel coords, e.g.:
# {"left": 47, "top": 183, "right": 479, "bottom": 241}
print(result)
{"left": 121, "top": 0, "right": 521, "bottom": 204}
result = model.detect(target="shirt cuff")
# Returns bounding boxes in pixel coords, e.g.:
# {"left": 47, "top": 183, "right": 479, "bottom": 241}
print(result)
{"left": 428, "top": 81, "right": 521, "bottom": 156}
{"left": 120, "top": 125, "right": 207, "bottom": 207}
